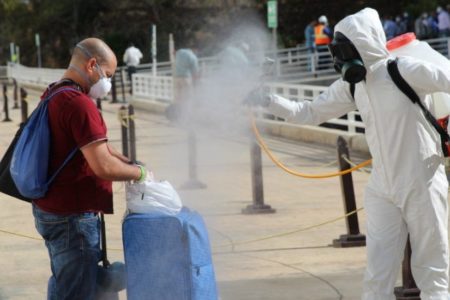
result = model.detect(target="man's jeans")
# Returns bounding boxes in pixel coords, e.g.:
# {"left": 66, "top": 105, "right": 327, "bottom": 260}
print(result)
{"left": 32, "top": 204, "right": 102, "bottom": 300}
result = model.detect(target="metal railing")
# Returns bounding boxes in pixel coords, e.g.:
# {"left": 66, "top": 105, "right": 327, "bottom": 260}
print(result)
{"left": 7, "top": 36, "right": 450, "bottom": 87}
{"left": 132, "top": 73, "right": 173, "bottom": 102}
{"left": 5, "top": 36, "right": 449, "bottom": 135}
{"left": 427, "top": 37, "right": 450, "bottom": 56}
{"left": 132, "top": 61, "right": 173, "bottom": 76}
{"left": 131, "top": 73, "right": 365, "bottom": 133}
{"left": 0, "top": 66, "right": 9, "bottom": 79}
{"left": 8, "top": 63, "right": 64, "bottom": 86}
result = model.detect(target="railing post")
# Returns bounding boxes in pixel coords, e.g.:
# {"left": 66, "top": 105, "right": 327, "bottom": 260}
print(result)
{"left": 394, "top": 236, "right": 421, "bottom": 299}
{"left": 6, "top": 64, "right": 11, "bottom": 79}
{"left": 12, "top": 78, "right": 19, "bottom": 109}
{"left": 130, "top": 72, "right": 135, "bottom": 95}
{"left": 242, "top": 138, "right": 276, "bottom": 214}
{"left": 333, "top": 136, "right": 366, "bottom": 247}
{"left": 120, "top": 68, "right": 127, "bottom": 103}
{"left": 96, "top": 98, "right": 102, "bottom": 112}
{"left": 128, "top": 105, "right": 137, "bottom": 162}
{"left": 110, "top": 73, "right": 118, "bottom": 103}
{"left": 275, "top": 57, "right": 281, "bottom": 78}
{"left": 348, "top": 111, "right": 356, "bottom": 134}
{"left": 447, "top": 37, "right": 450, "bottom": 58}
{"left": 180, "top": 129, "right": 207, "bottom": 190}
{"left": 311, "top": 51, "right": 316, "bottom": 73}
{"left": 2, "top": 84, "right": 12, "bottom": 122}
{"left": 20, "top": 87, "right": 28, "bottom": 125}
{"left": 119, "top": 105, "right": 129, "bottom": 157}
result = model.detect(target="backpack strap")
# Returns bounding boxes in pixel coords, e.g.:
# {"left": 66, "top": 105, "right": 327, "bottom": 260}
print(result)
{"left": 387, "top": 58, "right": 450, "bottom": 156}
{"left": 46, "top": 148, "right": 79, "bottom": 185}
{"left": 43, "top": 86, "right": 80, "bottom": 103}
{"left": 43, "top": 86, "right": 81, "bottom": 185}
{"left": 349, "top": 83, "right": 355, "bottom": 100}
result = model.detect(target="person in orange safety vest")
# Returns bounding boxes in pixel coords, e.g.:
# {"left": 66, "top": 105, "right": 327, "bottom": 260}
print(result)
{"left": 314, "top": 15, "right": 332, "bottom": 45}
{"left": 314, "top": 15, "right": 333, "bottom": 69}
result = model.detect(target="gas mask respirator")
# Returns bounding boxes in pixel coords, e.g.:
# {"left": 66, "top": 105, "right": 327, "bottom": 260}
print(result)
{"left": 328, "top": 32, "right": 366, "bottom": 84}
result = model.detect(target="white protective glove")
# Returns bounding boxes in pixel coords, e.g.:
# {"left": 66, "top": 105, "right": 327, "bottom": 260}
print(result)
{"left": 242, "top": 87, "right": 273, "bottom": 107}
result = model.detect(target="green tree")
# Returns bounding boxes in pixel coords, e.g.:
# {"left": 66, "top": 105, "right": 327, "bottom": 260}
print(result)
{"left": 1, "top": 0, "right": 447, "bottom": 67}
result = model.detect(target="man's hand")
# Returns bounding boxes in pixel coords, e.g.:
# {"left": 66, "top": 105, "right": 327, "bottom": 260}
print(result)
{"left": 132, "top": 162, "right": 155, "bottom": 182}
{"left": 242, "top": 88, "right": 273, "bottom": 107}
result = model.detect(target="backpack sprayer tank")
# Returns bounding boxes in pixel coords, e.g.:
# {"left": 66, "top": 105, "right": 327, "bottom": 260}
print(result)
{"left": 387, "top": 33, "right": 450, "bottom": 124}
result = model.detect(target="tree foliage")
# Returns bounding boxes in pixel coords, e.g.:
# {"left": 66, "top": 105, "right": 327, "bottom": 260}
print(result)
{"left": 0, "top": 0, "right": 447, "bottom": 67}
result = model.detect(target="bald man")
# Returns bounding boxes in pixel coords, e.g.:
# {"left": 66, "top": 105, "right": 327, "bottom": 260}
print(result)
{"left": 31, "top": 38, "right": 147, "bottom": 299}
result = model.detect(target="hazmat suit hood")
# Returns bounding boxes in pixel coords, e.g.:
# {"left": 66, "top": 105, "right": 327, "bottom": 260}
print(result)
{"left": 334, "top": 8, "right": 389, "bottom": 69}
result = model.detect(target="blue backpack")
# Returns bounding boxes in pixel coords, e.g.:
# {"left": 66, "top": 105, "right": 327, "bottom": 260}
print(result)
{"left": 9, "top": 87, "right": 79, "bottom": 199}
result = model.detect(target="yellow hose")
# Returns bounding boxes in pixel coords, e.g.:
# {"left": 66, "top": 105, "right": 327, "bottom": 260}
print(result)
{"left": 250, "top": 113, "right": 372, "bottom": 178}
{"left": 212, "top": 207, "right": 364, "bottom": 250}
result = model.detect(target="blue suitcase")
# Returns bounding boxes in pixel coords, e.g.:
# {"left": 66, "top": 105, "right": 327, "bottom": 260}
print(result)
{"left": 122, "top": 207, "right": 218, "bottom": 300}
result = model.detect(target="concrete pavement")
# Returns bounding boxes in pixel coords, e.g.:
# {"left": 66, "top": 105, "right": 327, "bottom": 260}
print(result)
{"left": 0, "top": 88, "right": 393, "bottom": 300}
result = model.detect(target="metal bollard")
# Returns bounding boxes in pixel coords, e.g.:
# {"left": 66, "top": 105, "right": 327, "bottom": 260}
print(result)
{"left": 96, "top": 98, "right": 102, "bottom": 112}
{"left": 242, "top": 138, "right": 276, "bottom": 214}
{"left": 119, "top": 106, "right": 129, "bottom": 157}
{"left": 97, "top": 213, "right": 121, "bottom": 300}
{"left": 128, "top": 105, "right": 137, "bottom": 162}
{"left": 394, "top": 237, "right": 421, "bottom": 299}
{"left": 332, "top": 136, "right": 365, "bottom": 247}
{"left": 180, "top": 129, "right": 207, "bottom": 190}
{"left": 110, "top": 74, "right": 118, "bottom": 103}
{"left": 20, "top": 87, "right": 28, "bottom": 124}
{"left": 120, "top": 68, "right": 127, "bottom": 103}
{"left": 2, "top": 84, "right": 12, "bottom": 122}
{"left": 100, "top": 213, "right": 110, "bottom": 267}
{"left": 12, "top": 79, "right": 19, "bottom": 109}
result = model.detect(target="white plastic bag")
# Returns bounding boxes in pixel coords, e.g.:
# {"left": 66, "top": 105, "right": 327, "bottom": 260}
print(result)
{"left": 126, "top": 180, "right": 182, "bottom": 215}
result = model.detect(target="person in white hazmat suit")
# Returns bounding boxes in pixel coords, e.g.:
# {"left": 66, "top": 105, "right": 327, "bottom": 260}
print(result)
{"left": 246, "top": 7, "right": 450, "bottom": 299}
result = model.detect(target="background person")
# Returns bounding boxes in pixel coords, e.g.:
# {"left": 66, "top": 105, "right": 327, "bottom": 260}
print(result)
{"left": 218, "top": 41, "right": 250, "bottom": 68}
{"left": 395, "top": 15, "right": 407, "bottom": 35}
{"left": 314, "top": 15, "right": 332, "bottom": 70}
{"left": 415, "top": 13, "right": 431, "bottom": 40}
{"left": 165, "top": 44, "right": 200, "bottom": 123}
{"left": 437, "top": 6, "right": 450, "bottom": 37}
{"left": 33, "top": 37, "right": 150, "bottom": 300}
{"left": 426, "top": 10, "right": 440, "bottom": 38}
{"left": 173, "top": 45, "right": 200, "bottom": 105}
{"left": 122, "top": 42, "right": 143, "bottom": 93}
{"left": 304, "top": 19, "right": 317, "bottom": 71}
{"left": 383, "top": 15, "right": 400, "bottom": 40}
{"left": 217, "top": 40, "right": 251, "bottom": 83}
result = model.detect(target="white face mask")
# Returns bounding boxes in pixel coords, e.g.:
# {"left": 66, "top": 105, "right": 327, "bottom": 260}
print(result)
{"left": 88, "top": 64, "right": 112, "bottom": 99}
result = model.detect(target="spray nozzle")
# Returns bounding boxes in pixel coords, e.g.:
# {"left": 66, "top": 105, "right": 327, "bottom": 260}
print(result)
{"left": 261, "top": 57, "right": 275, "bottom": 79}
{"left": 263, "top": 57, "right": 275, "bottom": 65}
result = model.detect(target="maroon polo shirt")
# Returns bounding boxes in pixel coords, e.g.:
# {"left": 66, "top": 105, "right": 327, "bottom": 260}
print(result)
{"left": 33, "top": 83, "right": 113, "bottom": 214}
